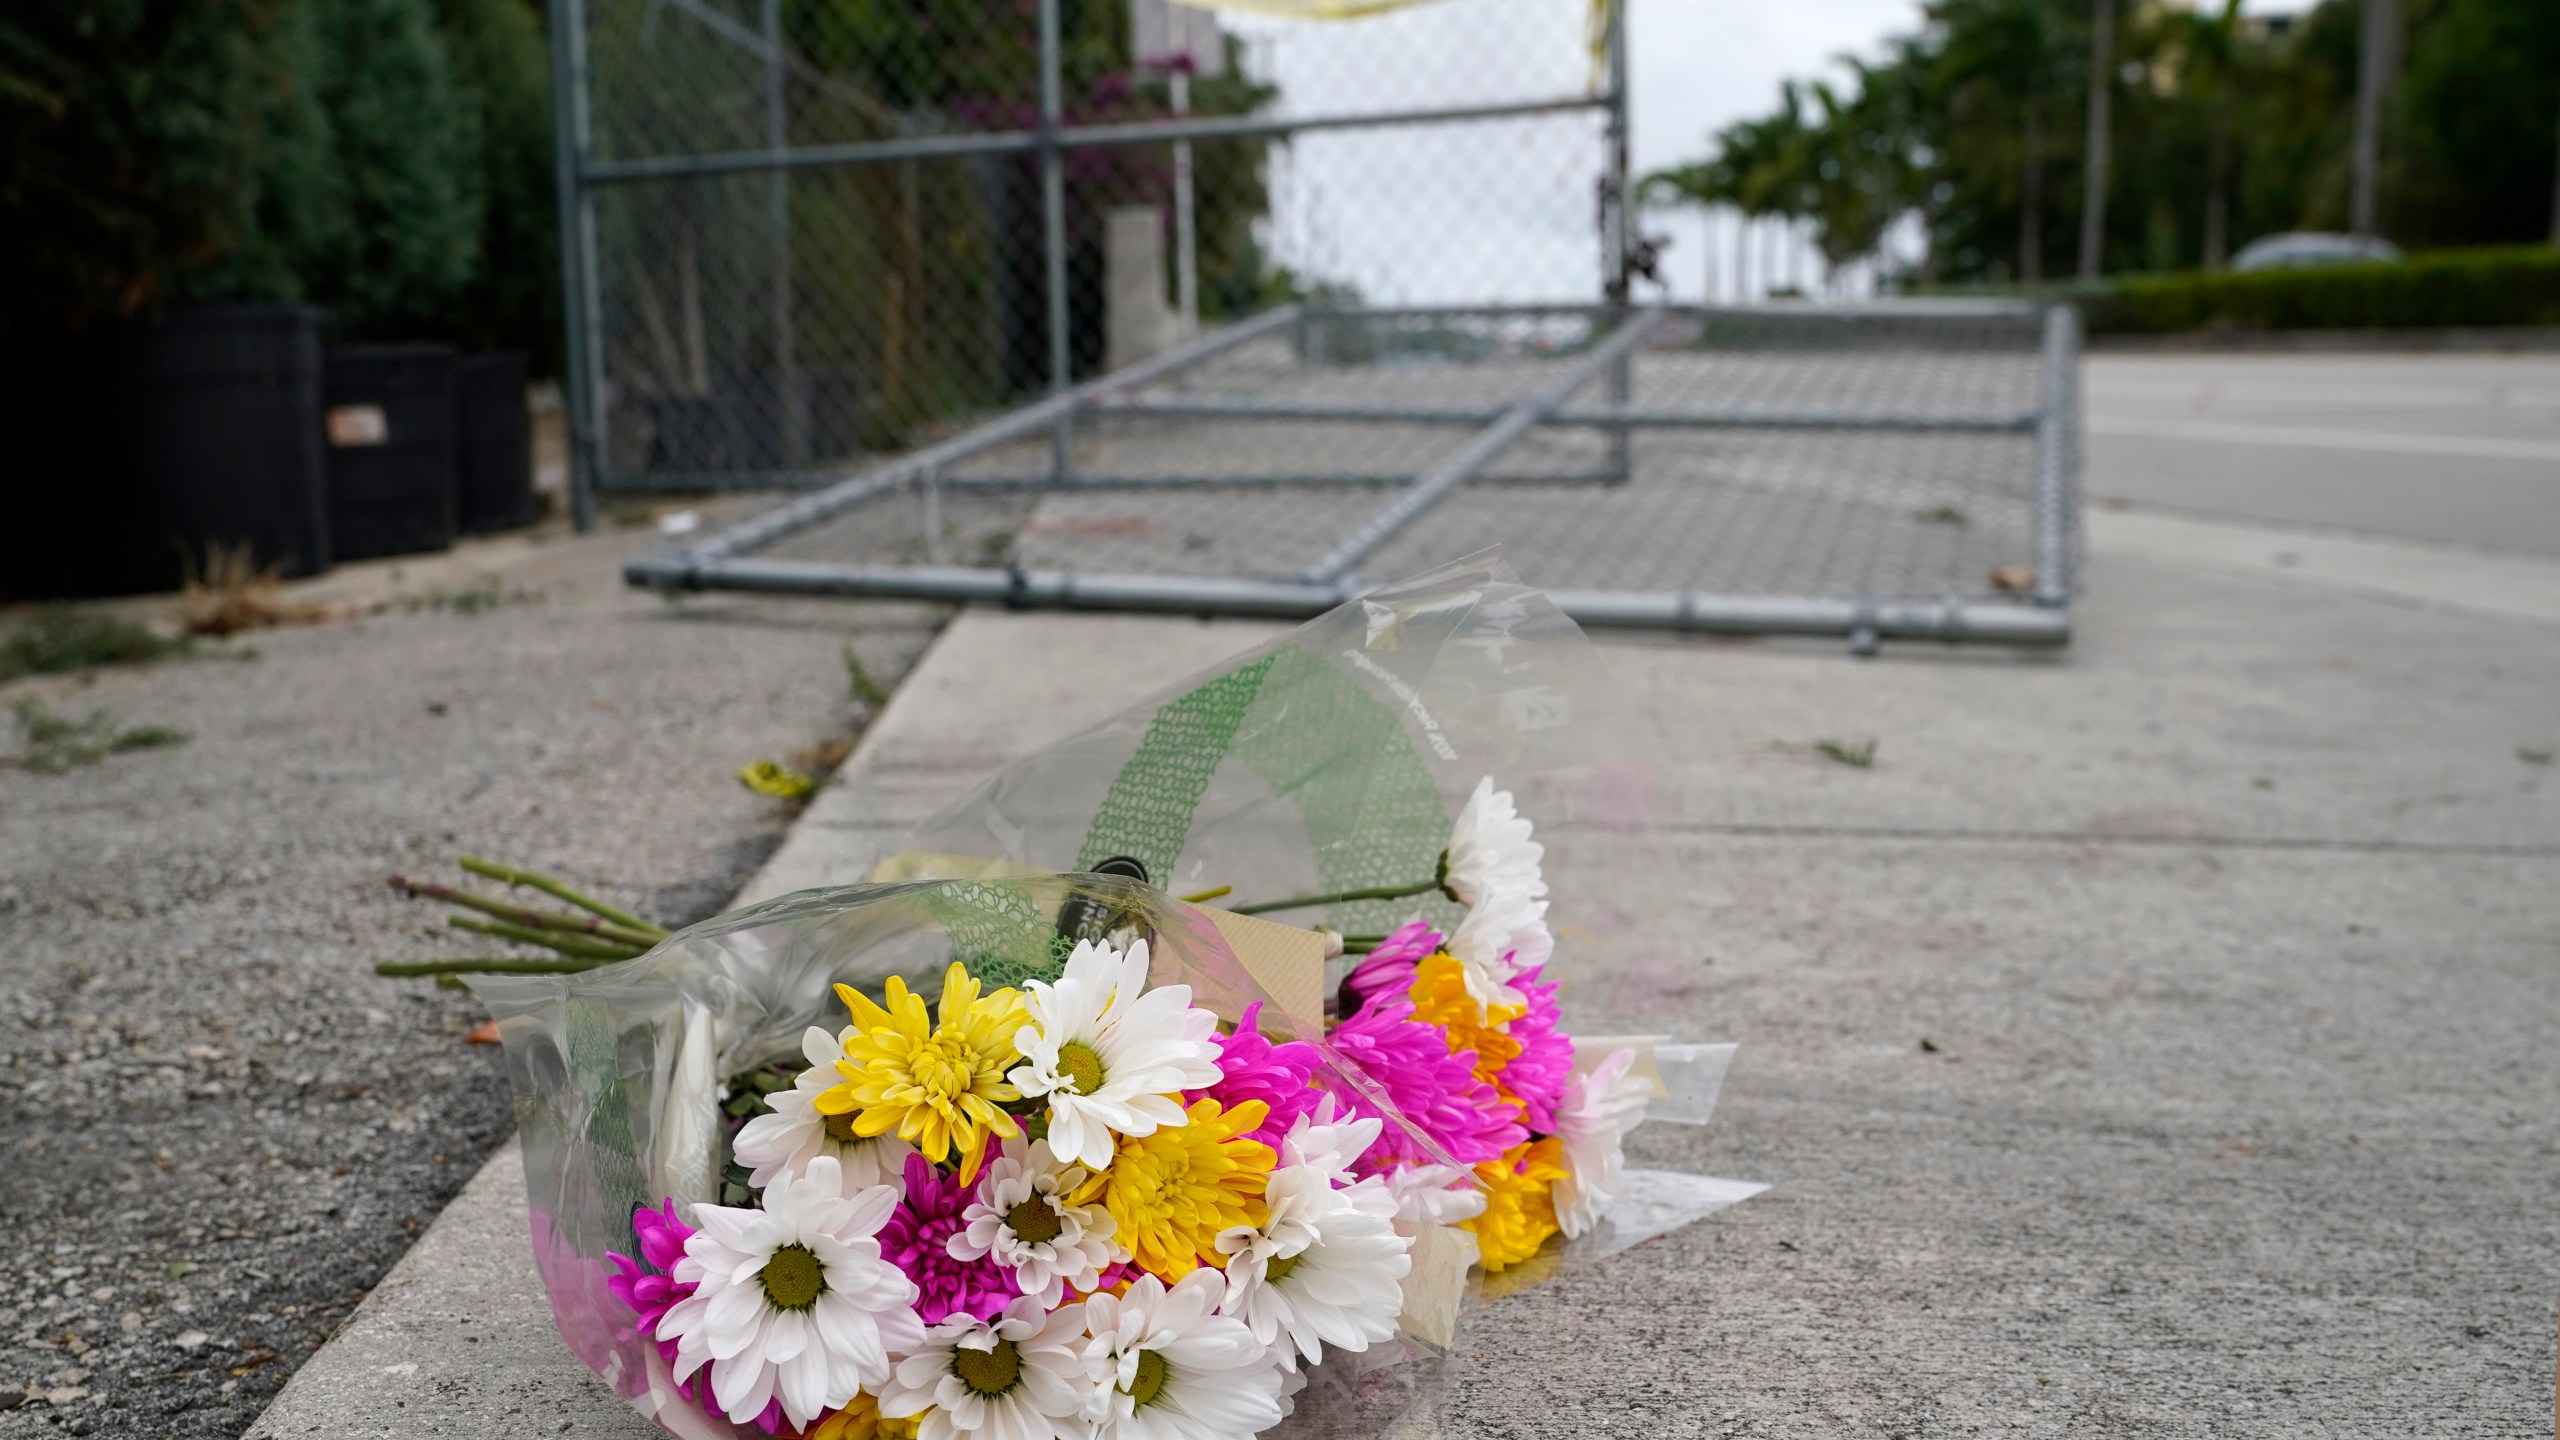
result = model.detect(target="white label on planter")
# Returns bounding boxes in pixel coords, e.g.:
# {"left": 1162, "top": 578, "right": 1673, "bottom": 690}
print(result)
{"left": 326, "top": 404, "right": 388, "bottom": 447}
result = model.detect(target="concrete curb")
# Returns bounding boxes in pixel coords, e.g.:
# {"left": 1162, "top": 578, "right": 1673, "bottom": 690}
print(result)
{"left": 243, "top": 614, "right": 1284, "bottom": 1440}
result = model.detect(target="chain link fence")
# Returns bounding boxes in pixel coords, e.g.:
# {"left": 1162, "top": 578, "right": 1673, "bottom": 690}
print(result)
{"left": 552, "top": 0, "right": 1625, "bottom": 502}
{"left": 631, "top": 301, "right": 2082, "bottom": 650}
{"left": 566, "top": 1, "right": 2081, "bottom": 648}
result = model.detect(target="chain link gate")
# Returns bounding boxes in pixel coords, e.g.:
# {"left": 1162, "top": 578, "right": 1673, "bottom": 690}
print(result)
{"left": 560, "top": 0, "right": 2082, "bottom": 649}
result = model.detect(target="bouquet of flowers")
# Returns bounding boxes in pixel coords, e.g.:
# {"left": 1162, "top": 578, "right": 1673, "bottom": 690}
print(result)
{"left": 467, "top": 556, "right": 1747, "bottom": 1440}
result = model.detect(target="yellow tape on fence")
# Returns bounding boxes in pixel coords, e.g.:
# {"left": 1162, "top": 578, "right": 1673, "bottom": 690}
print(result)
{"left": 1164, "top": 0, "right": 1450, "bottom": 18}
{"left": 1166, "top": 0, "right": 1613, "bottom": 91}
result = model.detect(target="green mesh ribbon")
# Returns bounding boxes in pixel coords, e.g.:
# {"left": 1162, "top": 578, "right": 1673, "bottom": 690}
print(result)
{"left": 1073, "top": 646, "right": 1461, "bottom": 939}
{"left": 1075, "top": 656, "right": 1278, "bottom": 880}
{"left": 913, "top": 879, "right": 1063, "bottom": 992}
{"left": 566, "top": 996, "right": 650, "bottom": 1254}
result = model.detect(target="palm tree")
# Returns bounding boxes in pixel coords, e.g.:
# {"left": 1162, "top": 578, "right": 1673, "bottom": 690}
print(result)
{"left": 2158, "top": 0, "right": 2246, "bottom": 268}
{"left": 1644, "top": 86, "right": 1813, "bottom": 299}
{"left": 2078, "top": 0, "right": 2117, "bottom": 278}
{"left": 1934, "top": 0, "right": 2068, "bottom": 283}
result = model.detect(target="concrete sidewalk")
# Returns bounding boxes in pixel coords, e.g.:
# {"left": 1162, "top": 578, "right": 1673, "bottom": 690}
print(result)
{"left": 248, "top": 506, "right": 2560, "bottom": 1438}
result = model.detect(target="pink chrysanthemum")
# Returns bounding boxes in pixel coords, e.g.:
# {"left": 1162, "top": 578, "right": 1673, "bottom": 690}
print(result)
{"left": 1328, "top": 997, "right": 1525, "bottom": 1170}
{"left": 1343, "top": 921, "right": 1443, "bottom": 1011}
{"left": 880, "top": 1152, "right": 1019, "bottom": 1324}
{"left": 1186, "top": 1001, "right": 1323, "bottom": 1151}
{"left": 606, "top": 1200, "right": 787, "bottom": 1433}
{"left": 1496, "top": 965, "right": 1574, "bottom": 1134}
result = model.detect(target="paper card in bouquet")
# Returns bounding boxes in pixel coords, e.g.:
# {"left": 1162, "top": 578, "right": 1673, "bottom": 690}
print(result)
{"left": 467, "top": 554, "right": 1757, "bottom": 1440}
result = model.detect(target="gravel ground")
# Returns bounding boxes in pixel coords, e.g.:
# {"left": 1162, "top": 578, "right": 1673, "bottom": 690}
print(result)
{"left": 0, "top": 531, "right": 944, "bottom": 1439}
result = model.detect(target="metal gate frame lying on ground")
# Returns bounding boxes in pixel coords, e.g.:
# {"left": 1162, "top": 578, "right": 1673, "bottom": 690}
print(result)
{"left": 623, "top": 300, "right": 2084, "bottom": 649}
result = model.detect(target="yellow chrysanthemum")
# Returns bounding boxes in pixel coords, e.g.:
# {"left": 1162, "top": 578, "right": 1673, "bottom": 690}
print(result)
{"left": 1464, "top": 1136, "right": 1569, "bottom": 1273}
{"left": 1075, "top": 1096, "right": 1273, "bottom": 1278}
{"left": 1408, "top": 953, "right": 1525, "bottom": 1097}
{"left": 794, "top": 1391, "right": 918, "bottom": 1440}
{"left": 818, "top": 962, "right": 1026, "bottom": 1184}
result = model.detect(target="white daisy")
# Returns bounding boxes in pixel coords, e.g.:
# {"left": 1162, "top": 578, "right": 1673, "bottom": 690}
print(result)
{"left": 1380, "top": 1162, "right": 1488, "bottom": 1227}
{"left": 732, "top": 1026, "right": 917, "bottom": 1193}
{"left": 1552, "top": 1046, "right": 1652, "bottom": 1239}
{"left": 1441, "top": 777, "right": 1555, "bottom": 1010}
{"left": 659, "top": 1154, "right": 927, "bottom": 1430}
{"left": 1214, "top": 1156, "right": 1411, "bottom": 1370}
{"left": 948, "top": 1137, "right": 1122, "bottom": 1307}
{"left": 879, "top": 1294, "right": 1097, "bottom": 1440}
{"left": 1445, "top": 888, "right": 1550, "bottom": 1012}
{"left": 1266, "top": 1098, "right": 1388, "bottom": 1204}
{"left": 1008, "top": 938, "right": 1223, "bottom": 1172}
{"left": 1442, "top": 776, "right": 1548, "bottom": 911}
{"left": 1080, "top": 1269, "right": 1283, "bottom": 1440}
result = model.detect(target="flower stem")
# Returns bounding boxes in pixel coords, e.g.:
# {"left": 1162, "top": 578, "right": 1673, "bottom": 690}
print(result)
{"left": 375, "top": 956, "right": 616, "bottom": 977}
{"left": 1230, "top": 879, "right": 1441, "bottom": 917}
{"left": 446, "top": 915, "right": 646, "bottom": 961}
{"left": 1178, "top": 885, "right": 1232, "bottom": 903}
{"left": 458, "top": 856, "right": 665, "bottom": 938}
{"left": 389, "top": 874, "right": 662, "bottom": 948}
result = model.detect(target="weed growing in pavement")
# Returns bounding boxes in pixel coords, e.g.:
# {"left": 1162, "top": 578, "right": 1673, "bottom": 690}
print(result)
{"left": 178, "top": 542, "right": 331, "bottom": 636}
{"left": 392, "top": 579, "right": 549, "bottom": 616}
{"left": 8, "top": 696, "right": 189, "bottom": 773}
{"left": 0, "top": 609, "right": 191, "bottom": 682}
{"left": 842, "top": 640, "right": 889, "bottom": 708}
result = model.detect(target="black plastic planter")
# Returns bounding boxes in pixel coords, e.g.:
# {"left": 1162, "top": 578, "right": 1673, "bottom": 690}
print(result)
{"left": 325, "top": 343, "right": 459, "bottom": 561}
{"left": 455, "top": 352, "right": 536, "bottom": 534}
{"left": 4, "top": 304, "right": 331, "bottom": 599}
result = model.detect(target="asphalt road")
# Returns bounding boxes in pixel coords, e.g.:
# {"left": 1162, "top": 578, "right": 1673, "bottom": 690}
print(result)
{"left": 0, "top": 528, "right": 943, "bottom": 1439}
{"left": 2085, "top": 350, "right": 2560, "bottom": 556}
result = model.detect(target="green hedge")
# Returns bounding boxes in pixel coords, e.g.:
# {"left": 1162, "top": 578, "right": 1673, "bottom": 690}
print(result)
{"left": 2083, "top": 246, "right": 2560, "bottom": 334}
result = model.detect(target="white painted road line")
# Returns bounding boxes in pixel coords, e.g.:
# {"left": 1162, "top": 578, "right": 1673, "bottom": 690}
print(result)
{"left": 2089, "top": 414, "right": 2560, "bottom": 465}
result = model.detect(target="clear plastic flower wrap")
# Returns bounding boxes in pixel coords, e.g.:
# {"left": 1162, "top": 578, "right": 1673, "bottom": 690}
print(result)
{"left": 471, "top": 553, "right": 1754, "bottom": 1440}
{"left": 478, "top": 875, "right": 1479, "bottom": 1440}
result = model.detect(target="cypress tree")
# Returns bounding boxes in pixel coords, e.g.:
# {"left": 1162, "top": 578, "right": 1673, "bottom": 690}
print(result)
{"left": 300, "top": 0, "right": 483, "bottom": 335}
{"left": 0, "top": 1, "right": 300, "bottom": 330}
{"left": 437, "top": 0, "right": 558, "bottom": 366}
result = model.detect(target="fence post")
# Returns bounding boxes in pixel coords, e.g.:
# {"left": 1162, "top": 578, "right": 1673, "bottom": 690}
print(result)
{"left": 1171, "top": 68, "right": 1200, "bottom": 340}
{"left": 548, "top": 0, "right": 602, "bottom": 531}
{"left": 1602, "top": 0, "right": 1634, "bottom": 484}
{"left": 1040, "top": 0, "right": 1072, "bottom": 480}
{"left": 764, "top": 0, "right": 804, "bottom": 470}
{"left": 2033, "top": 303, "right": 2081, "bottom": 608}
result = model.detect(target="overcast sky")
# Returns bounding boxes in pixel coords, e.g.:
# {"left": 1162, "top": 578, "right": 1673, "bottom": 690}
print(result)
{"left": 1214, "top": 0, "right": 2318, "bottom": 303}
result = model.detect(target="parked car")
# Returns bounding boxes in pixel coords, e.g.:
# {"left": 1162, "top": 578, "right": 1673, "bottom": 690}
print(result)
{"left": 2230, "top": 232, "right": 2403, "bottom": 272}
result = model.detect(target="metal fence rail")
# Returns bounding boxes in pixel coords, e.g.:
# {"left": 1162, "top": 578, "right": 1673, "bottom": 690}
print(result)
{"left": 569, "top": 0, "right": 2081, "bottom": 650}
{"left": 627, "top": 300, "right": 2083, "bottom": 650}
{"left": 548, "top": 0, "right": 1627, "bottom": 523}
